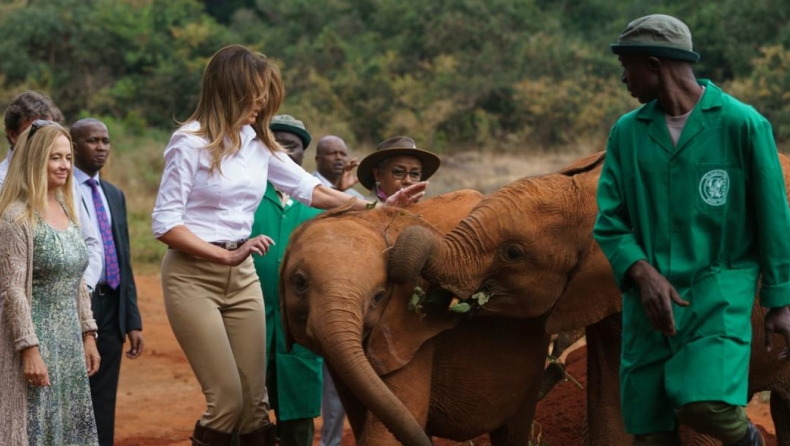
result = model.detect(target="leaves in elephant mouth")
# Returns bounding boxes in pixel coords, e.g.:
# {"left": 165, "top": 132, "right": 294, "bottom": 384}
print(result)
{"left": 408, "top": 286, "right": 426, "bottom": 317}
{"left": 447, "top": 290, "right": 492, "bottom": 313}
{"left": 408, "top": 286, "right": 491, "bottom": 317}
{"left": 471, "top": 290, "right": 491, "bottom": 306}
{"left": 449, "top": 302, "right": 472, "bottom": 313}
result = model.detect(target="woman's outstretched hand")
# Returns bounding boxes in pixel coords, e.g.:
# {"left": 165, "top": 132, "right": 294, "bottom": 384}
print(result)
{"left": 384, "top": 182, "right": 429, "bottom": 207}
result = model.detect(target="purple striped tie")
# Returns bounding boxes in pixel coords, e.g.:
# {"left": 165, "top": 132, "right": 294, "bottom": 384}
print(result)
{"left": 87, "top": 179, "right": 120, "bottom": 290}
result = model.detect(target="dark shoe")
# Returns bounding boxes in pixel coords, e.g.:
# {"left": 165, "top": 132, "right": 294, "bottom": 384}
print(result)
{"left": 237, "top": 423, "right": 276, "bottom": 446}
{"left": 729, "top": 423, "right": 765, "bottom": 446}
{"left": 190, "top": 421, "right": 234, "bottom": 446}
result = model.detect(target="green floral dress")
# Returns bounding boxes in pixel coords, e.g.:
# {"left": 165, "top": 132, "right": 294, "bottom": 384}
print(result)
{"left": 26, "top": 219, "right": 98, "bottom": 446}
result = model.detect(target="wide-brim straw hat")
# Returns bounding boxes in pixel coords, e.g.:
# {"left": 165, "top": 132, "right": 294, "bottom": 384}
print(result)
{"left": 357, "top": 136, "right": 441, "bottom": 190}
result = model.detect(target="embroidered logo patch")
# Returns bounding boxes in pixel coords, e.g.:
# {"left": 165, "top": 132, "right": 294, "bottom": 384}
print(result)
{"left": 699, "top": 169, "right": 729, "bottom": 206}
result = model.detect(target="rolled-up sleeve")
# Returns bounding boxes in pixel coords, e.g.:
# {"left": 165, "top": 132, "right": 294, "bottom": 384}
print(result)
{"left": 77, "top": 278, "right": 98, "bottom": 333}
{"left": 151, "top": 133, "right": 199, "bottom": 238}
{"left": 748, "top": 117, "right": 790, "bottom": 308}
{"left": 268, "top": 151, "right": 322, "bottom": 206}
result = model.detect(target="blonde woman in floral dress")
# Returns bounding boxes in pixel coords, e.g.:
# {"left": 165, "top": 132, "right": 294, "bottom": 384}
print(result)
{"left": 0, "top": 120, "right": 101, "bottom": 445}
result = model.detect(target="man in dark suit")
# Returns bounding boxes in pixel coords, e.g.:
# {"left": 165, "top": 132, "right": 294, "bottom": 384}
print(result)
{"left": 71, "top": 118, "right": 144, "bottom": 446}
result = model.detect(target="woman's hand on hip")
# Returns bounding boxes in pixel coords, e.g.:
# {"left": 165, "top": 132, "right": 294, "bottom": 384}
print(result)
{"left": 384, "top": 182, "right": 429, "bottom": 207}
{"left": 226, "top": 235, "right": 275, "bottom": 266}
{"left": 83, "top": 336, "right": 101, "bottom": 377}
{"left": 21, "top": 346, "right": 50, "bottom": 387}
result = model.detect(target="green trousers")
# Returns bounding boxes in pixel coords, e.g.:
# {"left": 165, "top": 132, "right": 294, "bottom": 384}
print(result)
{"left": 277, "top": 418, "right": 315, "bottom": 446}
{"left": 633, "top": 401, "right": 748, "bottom": 446}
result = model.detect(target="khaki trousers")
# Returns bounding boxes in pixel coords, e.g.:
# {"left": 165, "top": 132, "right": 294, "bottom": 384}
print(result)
{"left": 162, "top": 249, "right": 270, "bottom": 433}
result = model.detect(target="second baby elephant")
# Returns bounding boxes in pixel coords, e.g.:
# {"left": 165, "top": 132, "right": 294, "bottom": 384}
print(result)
{"left": 390, "top": 151, "right": 790, "bottom": 445}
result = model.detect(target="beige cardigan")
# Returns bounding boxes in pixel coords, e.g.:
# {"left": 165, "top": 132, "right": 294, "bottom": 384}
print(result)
{"left": 0, "top": 201, "right": 97, "bottom": 445}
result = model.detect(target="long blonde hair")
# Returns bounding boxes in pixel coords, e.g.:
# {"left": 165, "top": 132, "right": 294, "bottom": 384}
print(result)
{"left": 185, "top": 44, "right": 285, "bottom": 173}
{"left": 0, "top": 123, "right": 78, "bottom": 227}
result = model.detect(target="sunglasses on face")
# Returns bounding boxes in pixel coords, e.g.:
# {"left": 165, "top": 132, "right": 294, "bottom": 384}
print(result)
{"left": 28, "top": 119, "right": 54, "bottom": 139}
{"left": 389, "top": 167, "right": 422, "bottom": 181}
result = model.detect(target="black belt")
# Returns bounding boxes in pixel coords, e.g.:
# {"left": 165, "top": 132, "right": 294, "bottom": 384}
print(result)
{"left": 210, "top": 239, "right": 247, "bottom": 251}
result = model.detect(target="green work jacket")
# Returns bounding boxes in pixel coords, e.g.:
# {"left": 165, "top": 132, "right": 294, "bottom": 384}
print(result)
{"left": 251, "top": 182, "right": 323, "bottom": 421}
{"left": 594, "top": 80, "right": 790, "bottom": 408}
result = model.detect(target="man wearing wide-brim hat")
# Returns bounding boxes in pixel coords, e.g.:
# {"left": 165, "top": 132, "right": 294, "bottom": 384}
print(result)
{"left": 593, "top": 14, "right": 790, "bottom": 446}
{"left": 357, "top": 135, "right": 440, "bottom": 203}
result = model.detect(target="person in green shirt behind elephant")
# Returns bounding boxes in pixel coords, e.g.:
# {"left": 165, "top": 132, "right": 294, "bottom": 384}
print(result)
{"left": 594, "top": 14, "right": 790, "bottom": 446}
{"left": 250, "top": 115, "right": 324, "bottom": 446}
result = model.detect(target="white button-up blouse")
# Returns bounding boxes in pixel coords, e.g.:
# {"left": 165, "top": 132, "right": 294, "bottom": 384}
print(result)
{"left": 152, "top": 122, "right": 321, "bottom": 242}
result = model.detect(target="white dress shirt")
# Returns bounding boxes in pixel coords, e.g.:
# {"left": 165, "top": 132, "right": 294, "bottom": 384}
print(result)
{"left": 74, "top": 168, "right": 112, "bottom": 284}
{"left": 0, "top": 153, "right": 9, "bottom": 184}
{"left": 0, "top": 149, "right": 102, "bottom": 289}
{"left": 152, "top": 122, "right": 322, "bottom": 242}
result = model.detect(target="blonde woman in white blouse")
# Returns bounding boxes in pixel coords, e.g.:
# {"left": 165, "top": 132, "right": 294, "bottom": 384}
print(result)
{"left": 151, "top": 45, "right": 426, "bottom": 446}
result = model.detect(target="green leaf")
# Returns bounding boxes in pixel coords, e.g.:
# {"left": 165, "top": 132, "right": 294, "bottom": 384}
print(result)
{"left": 471, "top": 291, "right": 490, "bottom": 306}
{"left": 408, "top": 286, "right": 426, "bottom": 315}
{"left": 449, "top": 302, "right": 472, "bottom": 313}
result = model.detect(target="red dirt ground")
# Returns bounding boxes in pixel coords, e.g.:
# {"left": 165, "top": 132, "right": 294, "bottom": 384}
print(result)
{"left": 116, "top": 275, "right": 777, "bottom": 446}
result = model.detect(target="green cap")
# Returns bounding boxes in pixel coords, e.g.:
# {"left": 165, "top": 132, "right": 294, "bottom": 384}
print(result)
{"left": 611, "top": 14, "right": 700, "bottom": 63}
{"left": 270, "top": 114, "right": 312, "bottom": 149}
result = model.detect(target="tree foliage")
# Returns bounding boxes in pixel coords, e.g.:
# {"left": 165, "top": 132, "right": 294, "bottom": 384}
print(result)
{"left": 1, "top": 0, "right": 789, "bottom": 150}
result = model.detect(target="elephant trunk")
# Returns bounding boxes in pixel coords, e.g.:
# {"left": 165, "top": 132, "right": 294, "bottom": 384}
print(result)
{"left": 389, "top": 224, "right": 485, "bottom": 298}
{"left": 317, "top": 311, "right": 432, "bottom": 446}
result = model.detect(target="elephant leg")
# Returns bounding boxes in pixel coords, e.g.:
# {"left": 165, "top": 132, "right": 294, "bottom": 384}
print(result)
{"left": 771, "top": 390, "right": 790, "bottom": 446}
{"left": 488, "top": 333, "right": 551, "bottom": 446}
{"left": 585, "top": 312, "right": 630, "bottom": 446}
{"left": 356, "top": 341, "right": 435, "bottom": 446}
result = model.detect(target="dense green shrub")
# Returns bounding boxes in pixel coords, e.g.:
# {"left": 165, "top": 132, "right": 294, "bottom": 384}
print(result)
{"left": 1, "top": 0, "right": 789, "bottom": 151}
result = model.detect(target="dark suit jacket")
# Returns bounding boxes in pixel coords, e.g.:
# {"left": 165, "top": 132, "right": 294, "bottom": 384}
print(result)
{"left": 84, "top": 179, "right": 143, "bottom": 339}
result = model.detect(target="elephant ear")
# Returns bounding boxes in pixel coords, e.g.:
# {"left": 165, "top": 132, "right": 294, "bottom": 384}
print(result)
{"left": 555, "top": 151, "right": 605, "bottom": 176}
{"left": 546, "top": 242, "right": 622, "bottom": 334}
{"left": 279, "top": 248, "right": 296, "bottom": 353}
{"left": 366, "top": 281, "right": 461, "bottom": 376}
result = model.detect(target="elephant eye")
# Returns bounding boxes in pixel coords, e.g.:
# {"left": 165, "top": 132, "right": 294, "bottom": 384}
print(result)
{"left": 372, "top": 290, "right": 387, "bottom": 306}
{"left": 292, "top": 272, "right": 308, "bottom": 293}
{"left": 504, "top": 244, "right": 524, "bottom": 261}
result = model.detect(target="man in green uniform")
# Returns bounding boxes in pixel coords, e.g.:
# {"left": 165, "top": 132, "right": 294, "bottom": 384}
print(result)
{"left": 251, "top": 115, "right": 323, "bottom": 446}
{"left": 593, "top": 14, "right": 790, "bottom": 446}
